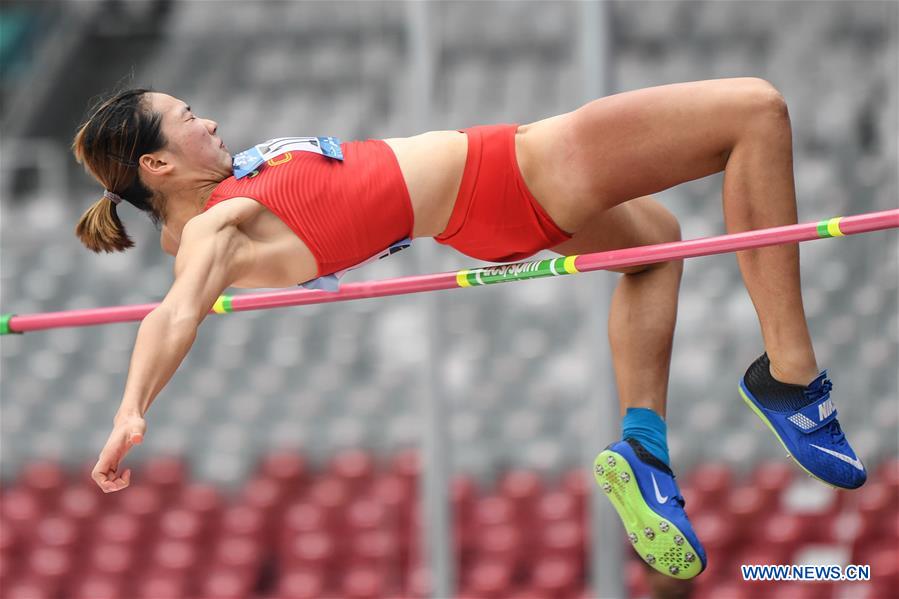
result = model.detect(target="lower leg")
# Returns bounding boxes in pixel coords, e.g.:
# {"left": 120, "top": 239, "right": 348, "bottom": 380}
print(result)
{"left": 722, "top": 108, "right": 818, "bottom": 385}
{"left": 610, "top": 258, "right": 683, "bottom": 412}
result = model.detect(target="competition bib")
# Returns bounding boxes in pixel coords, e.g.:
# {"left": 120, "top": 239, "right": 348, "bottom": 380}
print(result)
{"left": 232, "top": 136, "right": 343, "bottom": 179}
{"left": 301, "top": 237, "right": 413, "bottom": 292}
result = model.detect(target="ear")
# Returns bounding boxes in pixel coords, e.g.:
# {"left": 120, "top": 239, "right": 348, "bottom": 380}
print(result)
{"left": 139, "top": 152, "right": 174, "bottom": 177}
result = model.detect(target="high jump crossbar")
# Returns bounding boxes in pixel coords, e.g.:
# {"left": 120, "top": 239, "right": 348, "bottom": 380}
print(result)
{"left": 2, "top": 209, "right": 897, "bottom": 336}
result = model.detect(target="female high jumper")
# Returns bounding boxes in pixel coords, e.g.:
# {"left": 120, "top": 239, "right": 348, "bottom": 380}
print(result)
{"left": 72, "top": 78, "right": 865, "bottom": 579}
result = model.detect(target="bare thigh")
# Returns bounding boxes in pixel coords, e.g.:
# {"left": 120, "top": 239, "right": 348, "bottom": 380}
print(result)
{"left": 550, "top": 195, "right": 681, "bottom": 274}
{"left": 515, "top": 77, "right": 782, "bottom": 234}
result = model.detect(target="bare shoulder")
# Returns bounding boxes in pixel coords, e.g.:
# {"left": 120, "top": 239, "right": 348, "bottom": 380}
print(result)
{"left": 177, "top": 198, "right": 259, "bottom": 272}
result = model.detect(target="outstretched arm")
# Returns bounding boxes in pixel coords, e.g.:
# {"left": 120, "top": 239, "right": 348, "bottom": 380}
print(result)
{"left": 92, "top": 217, "right": 253, "bottom": 492}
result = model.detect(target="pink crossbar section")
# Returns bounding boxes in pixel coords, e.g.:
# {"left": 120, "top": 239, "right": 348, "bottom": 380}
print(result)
{"left": 5, "top": 208, "right": 898, "bottom": 334}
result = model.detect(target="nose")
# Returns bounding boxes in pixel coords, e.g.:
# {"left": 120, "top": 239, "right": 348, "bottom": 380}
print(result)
{"left": 206, "top": 119, "right": 218, "bottom": 135}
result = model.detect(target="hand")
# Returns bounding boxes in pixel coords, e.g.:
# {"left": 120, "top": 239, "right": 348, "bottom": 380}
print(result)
{"left": 92, "top": 414, "right": 146, "bottom": 493}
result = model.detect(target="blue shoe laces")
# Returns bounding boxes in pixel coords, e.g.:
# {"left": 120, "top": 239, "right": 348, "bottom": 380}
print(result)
{"left": 804, "top": 378, "right": 846, "bottom": 444}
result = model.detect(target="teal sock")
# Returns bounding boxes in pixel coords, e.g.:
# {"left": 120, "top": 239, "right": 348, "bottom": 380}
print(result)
{"left": 621, "top": 407, "right": 670, "bottom": 467}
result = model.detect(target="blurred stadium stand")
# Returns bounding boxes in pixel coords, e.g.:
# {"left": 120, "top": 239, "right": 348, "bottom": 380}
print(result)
{"left": 1, "top": 1, "right": 896, "bottom": 597}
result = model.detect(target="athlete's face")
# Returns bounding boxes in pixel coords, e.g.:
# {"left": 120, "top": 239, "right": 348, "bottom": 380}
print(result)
{"left": 146, "top": 92, "right": 232, "bottom": 180}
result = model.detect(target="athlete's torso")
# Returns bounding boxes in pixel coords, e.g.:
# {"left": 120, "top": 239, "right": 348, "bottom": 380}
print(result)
{"left": 214, "top": 130, "right": 468, "bottom": 288}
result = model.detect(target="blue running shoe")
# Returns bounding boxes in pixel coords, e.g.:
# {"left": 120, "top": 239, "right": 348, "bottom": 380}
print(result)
{"left": 739, "top": 353, "right": 866, "bottom": 490}
{"left": 594, "top": 439, "right": 707, "bottom": 579}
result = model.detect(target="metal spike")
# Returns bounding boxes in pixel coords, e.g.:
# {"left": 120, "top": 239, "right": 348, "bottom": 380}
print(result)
{"left": 643, "top": 527, "right": 655, "bottom": 540}
{"left": 659, "top": 521, "right": 669, "bottom": 532}
{"left": 619, "top": 471, "right": 630, "bottom": 483}
{"left": 684, "top": 552, "right": 695, "bottom": 563}
{"left": 628, "top": 532, "right": 638, "bottom": 544}
{"left": 594, "top": 464, "right": 604, "bottom": 476}
{"left": 669, "top": 565, "right": 679, "bottom": 575}
{"left": 674, "top": 534, "right": 684, "bottom": 546}
{"left": 645, "top": 554, "right": 655, "bottom": 565}
{"left": 602, "top": 482, "right": 612, "bottom": 493}
{"left": 607, "top": 455, "right": 616, "bottom": 467}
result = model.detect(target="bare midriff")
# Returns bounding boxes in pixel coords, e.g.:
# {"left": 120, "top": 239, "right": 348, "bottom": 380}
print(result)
{"left": 382, "top": 130, "right": 469, "bottom": 239}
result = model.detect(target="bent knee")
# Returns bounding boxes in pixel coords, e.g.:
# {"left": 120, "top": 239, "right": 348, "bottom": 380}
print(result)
{"left": 615, "top": 198, "right": 683, "bottom": 275}
{"left": 740, "top": 77, "right": 790, "bottom": 124}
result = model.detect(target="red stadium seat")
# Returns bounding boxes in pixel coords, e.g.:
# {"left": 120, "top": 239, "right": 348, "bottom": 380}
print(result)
{"left": 70, "top": 574, "right": 126, "bottom": 599}
{"left": 152, "top": 539, "right": 198, "bottom": 577}
{"left": 307, "top": 477, "right": 350, "bottom": 533}
{"left": 118, "top": 485, "right": 162, "bottom": 525}
{"left": 690, "top": 513, "right": 735, "bottom": 557}
{"left": 686, "top": 463, "right": 733, "bottom": 506}
{"left": 466, "top": 558, "right": 513, "bottom": 598}
{"left": 404, "top": 562, "right": 430, "bottom": 598}
{"left": 200, "top": 566, "right": 256, "bottom": 599}
{"left": 58, "top": 485, "right": 102, "bottom": 532}
{"left": 2, "top": 488, "right": 41, "bottom": 543}
{"left": 856, "top": 483, "right": 892, "bottom": 537}
{"left": 34, "top": 515, "right": 78, "bottom": 553}
{"left": 283, "top": 530, "right": 335, "bottom": 571}
{"left": 535, "top": 490, "right": 577, "bottom": 525}
{"left": 473, "top": 496, "right": 517, "bottom": 528}
{"left": 372, "top": 474, "right": 414, "bottom": 514}
{"left": 751, "top": 460, "right": 795, "bottom": 498}
{"left": 350, "top": 529, "right": 400, "bottom": 571}
{"left": 451, "top": 474, "right": 478, "bottom": 529}
{"left": 4, "top": 577, "right": 53, "bottom": 599}
{"left": 341, "top": 566, "right": 387, "bottom": 599}
{"left": 136, "top": 570, "right": 189, "bottom": 599}
{"left": 678, "top": 484, "right": 707, "bottom": 517}
{"left": 540, "top": 520, "right": 585, "bottom": 569}
{"left": 372, "top": 474, "right": 415, "bottom": 542}
{"left": 869, "top": 547, "right": 899, "bottom": 587}
{"left": 726, "top": 485, "right": 770, "bottom": 540}
{"left": 276, "top": 569, "right": 326, "bottom": 599}
{"left": 693, "top": 582, "right": 753, "bottom": 599}
{"left": 560, "top": 469, "right": 590, "bottom": 516}
{"left": 25, "top": 546, "right": 71, "bottom": 594}
{"left": 259, "top": 450, "right": 308, "bottom": 492}
{"left": 221, "top": 505, "right": 266, "bottom": 543}
{"left": 89, "top": 541, "right": 135, "bottom": 578}
{"left": 767, "top": 582, "right": 832, "bottom": 599}
{"left": 281, "top": 502, "right": 327, "bottom": 555}
{"left": 177, "top": 483, "right": 225, "bottom": 526}
{"left": 0, "top": 545, "right": 16, "bottom": 590}
{"left": 506, "top": 589, "right": 551, "bottom": 599}
{"left": 95, "top": 512, "right": 143, "bottom": 546}
{"left": 532, "top": 555, "right": 577, "bottom": 597}
{"left": 142, "top": 456, "right": 187, "bottom": 504}
{"left": 330, "top": 449, "right": 376, "bottom": 495}
{"left": 214, "top": 534, "right": 262, "bottom": 572}
{"left": 346, "top": 498, "right": 389, "bottom": 533}
{"left": 19, "top": 461, "right": 67, "bottom": 513}
{"left": 500, "top": 469, "right": 543, "bottom": 518}
{"left": 476, "top": 524, "right": 522, "bottom": 568}
{"left": 761, "top": 513, "right": 808, "bottom": 560}
{"left": 158, "top": 507, "right": 206, "bottom": 544}
{"left": 241, "top": 476, "right": 287, "bottom": 534}
{"left": 875, "top": 458, "right": 899, "bottom": 493}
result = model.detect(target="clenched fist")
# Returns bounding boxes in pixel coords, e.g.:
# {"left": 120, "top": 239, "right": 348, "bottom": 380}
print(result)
{"left": 92, "top": 413, "right": 146, "bottom": 493}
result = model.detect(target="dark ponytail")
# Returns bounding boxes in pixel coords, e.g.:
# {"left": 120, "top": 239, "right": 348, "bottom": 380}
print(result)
{"left": 72, "top": 89, "right": 167, "bottom": 253}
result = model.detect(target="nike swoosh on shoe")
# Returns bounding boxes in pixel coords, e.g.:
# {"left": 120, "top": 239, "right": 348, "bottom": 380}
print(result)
{"left": 651, "top": 472, "right": 669, "bottom": 503}
{"left": 810, "top": 444, "right": 865, "bottom": 471}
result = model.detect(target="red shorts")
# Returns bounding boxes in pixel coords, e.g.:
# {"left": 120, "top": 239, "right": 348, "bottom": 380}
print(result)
{"left": 434, "top": 123, "right": 573, "bottom": 263}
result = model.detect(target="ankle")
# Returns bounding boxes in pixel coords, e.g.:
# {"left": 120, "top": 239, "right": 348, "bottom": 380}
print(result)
{"left": 768, "top": 355, "right": 819, "bottom": 386}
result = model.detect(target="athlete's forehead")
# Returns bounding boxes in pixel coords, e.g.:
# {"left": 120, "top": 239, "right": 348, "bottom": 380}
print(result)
{"left": 147, "top": 92, "right": 190, "bottom": 118}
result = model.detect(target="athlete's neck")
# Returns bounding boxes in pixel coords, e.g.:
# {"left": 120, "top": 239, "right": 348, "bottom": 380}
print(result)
{"left": 163, "top": 180, "right": 221, "bottom": 234}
